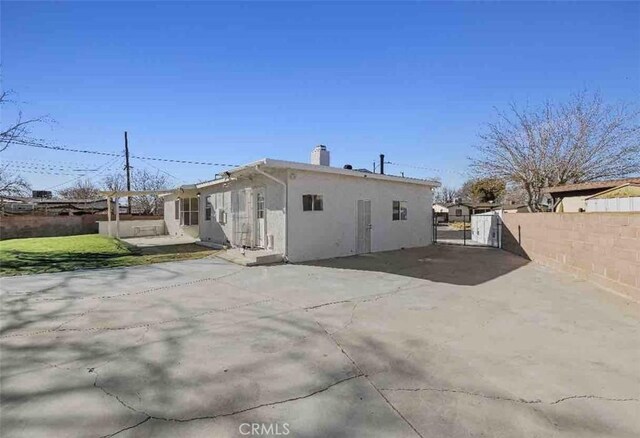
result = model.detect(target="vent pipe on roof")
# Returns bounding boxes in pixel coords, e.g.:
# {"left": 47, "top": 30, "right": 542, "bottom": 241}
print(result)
{"left": 380, "top": 154, "right": 385, "bottom": 175}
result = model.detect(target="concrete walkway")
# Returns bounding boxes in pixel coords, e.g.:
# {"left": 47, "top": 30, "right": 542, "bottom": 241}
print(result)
{"left": 1, "top": 246, "right": 638, "bottom": 437}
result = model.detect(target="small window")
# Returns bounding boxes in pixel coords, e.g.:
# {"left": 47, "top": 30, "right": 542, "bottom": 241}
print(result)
{"left": 256, "top": 193, "right": 265, "bottom": 219}
{"left": 303, "top": 194, "right": 323, "bottom": 211}
{"left": 174, "top": 200, "right": 179, "bottom": 220}
{"left": 205, "top": 198, "right": 212, "bottom": 221}
{"left": 455, "top": 208, "right": 462, "bottom": 216}
{"left": 313, "top": 195, "right": 323, "bottom": 211}
{"left": 392, "top": 201, "right": 407, "bottom": 221}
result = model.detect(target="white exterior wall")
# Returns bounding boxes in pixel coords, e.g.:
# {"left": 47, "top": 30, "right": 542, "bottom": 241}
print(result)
{"left": 556, "top": 195, "right": 587, "bottom": 212}
{"left": 163, "top": 192, "right": 199, "bottom": 238}
{"left": 586, "top": 197, "right": 640, "bottom": 212}
{"left": 448, "top": 205, "right": 470, "bottom": 222}
{"left": 98, "top": 220, "right": 165, "bottom": 238}
{"left": 198, "top": 171, "right": 287, "bottom": 254}
{"left": 286, "top": 170, "right": 434, "bottom": 262}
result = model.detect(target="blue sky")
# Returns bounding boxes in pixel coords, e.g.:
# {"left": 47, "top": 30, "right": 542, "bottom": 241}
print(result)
{"left": 2, "top": 1, "right": 639, "bottom": 191}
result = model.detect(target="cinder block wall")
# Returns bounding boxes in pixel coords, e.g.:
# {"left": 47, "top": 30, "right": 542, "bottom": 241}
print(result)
{"left": 0, "top": 215, "right": 99, "bottom": 240}
{"left": 502, "top": 213, "right": 640, "bottom": 301}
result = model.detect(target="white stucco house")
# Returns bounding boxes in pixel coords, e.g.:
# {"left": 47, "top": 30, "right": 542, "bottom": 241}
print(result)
{"left": 162, "top": 146, "right": 440, "bottom": 263}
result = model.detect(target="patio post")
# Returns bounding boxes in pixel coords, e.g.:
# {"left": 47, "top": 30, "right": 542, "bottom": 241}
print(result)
{"left": 107, "top": 196, "right": 112, "bottom": 237}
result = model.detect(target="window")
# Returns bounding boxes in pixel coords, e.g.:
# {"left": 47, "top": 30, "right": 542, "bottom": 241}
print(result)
{"left": 455, "top": 208, "right": 462, "bottom": 216}
{"left": 205, "top": 198, "right": 212, "bottom": 221}
{"left": 256, "top": 193, "right": 265, "bottom": 219}
{"left": 392, "top": 201, "right": 408, "bottom": 221}
{"left": 302, "top": 194, "right": 323, "bottom": 211}
{"left": 180, "top": 197, "right": 199, "bottom": 226}
{"left": 174, "top": 200, "right": 179, "bottom": 220}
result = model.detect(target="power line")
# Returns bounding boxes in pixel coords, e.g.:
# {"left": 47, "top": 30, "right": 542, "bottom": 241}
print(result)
{"left": 2, "top": 160, "right": 97, "bottom": 172}
{"left": 1, "top": 157, "right": 100, "bottom": 167}
{"left": 385, "top": 161, "right": 469, "bottom": 176}
{"left": 133, "top": 157, "right": 184, "bottom": 182}
{"left": 10, "top": 138, "right": 123, "bottom": 157}
{"left": 10, "top": 138, "right": 240, "bottom": 167}
{"left": 131, "top": 155, "right": 239, "bottom": 167}
{"left": 45, "top": 156, "right": 123, "bottom": 191}
{"left": 6, "top": 168, "right": 78, "bottom": 176}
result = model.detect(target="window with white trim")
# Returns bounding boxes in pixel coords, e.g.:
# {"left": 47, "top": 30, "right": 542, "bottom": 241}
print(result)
{"left": 392, "top": 201, "right": 407, "bottom": 221}
{"left": 180, "top": 197, "right": 199, "bottom": 226}
{"left": 302, "top": 194, "right": 323, "bottom": 211}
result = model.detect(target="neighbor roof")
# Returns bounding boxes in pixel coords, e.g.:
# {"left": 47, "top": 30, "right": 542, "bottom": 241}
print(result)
{"left": 190, "top": 158, "right": 441, "bottom": 190}
{"left": 445, "top": 202, "right": 501, "bottom": 209}
{"left": 585, "top": 183, "right": 640, "bottom": 200}
{"left": 545, "top": 178, "right": 640, "bottom": 194}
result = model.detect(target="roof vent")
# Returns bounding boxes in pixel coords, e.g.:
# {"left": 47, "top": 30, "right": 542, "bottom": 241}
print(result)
{"left": 310, "top": 145, "right": 330, "bottom": 166}
{"left": 343, "top": 164, "right": 353, "bottom": 170}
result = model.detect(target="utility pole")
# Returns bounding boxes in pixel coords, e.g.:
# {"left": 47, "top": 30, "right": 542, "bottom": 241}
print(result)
{"left": 124, "top": 131, "right": 132, "bottom": 214}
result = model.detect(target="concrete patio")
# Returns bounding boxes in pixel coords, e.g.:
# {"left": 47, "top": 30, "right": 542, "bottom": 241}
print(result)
{"left": 1, "top": 245, "right": 638, "bottom": 437}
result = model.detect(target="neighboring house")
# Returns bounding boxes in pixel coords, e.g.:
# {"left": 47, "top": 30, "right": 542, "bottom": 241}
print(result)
{"left": 545, "top": 178, "right": 640, "bottom": 212}
{"left": 432, "top": 203, "right": 449, "bottom": 223}
{"left": 585, "top": 183, "right": 640, "bottom": 212}
{"left": 1, "top": 197, "right": 114, "bottom": 216}
{"left": 500, "top": 202, "right": 531, "bottom": 213}
{"left": 162, "top": 145, "right": 440, "bottom": 263}
{"left": 446, "top": 202, "right": 500, "bottom": 221}
{"left": 0, "top": 196, "right": 34, "bottom": 214}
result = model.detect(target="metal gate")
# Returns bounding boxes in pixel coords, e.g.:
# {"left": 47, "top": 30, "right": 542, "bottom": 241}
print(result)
{"left": 433, "top": 213, "right": 502, "bottom": 248}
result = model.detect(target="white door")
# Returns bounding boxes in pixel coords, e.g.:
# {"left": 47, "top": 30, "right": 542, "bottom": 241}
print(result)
{"left": 254, "top": 188, "right": 266, "bottom": 248}
{"left": 356, "top": 200, "right": 372, "bottom": 254}
{"left": 232, "top": 189, "right": 253, "bottom": 247}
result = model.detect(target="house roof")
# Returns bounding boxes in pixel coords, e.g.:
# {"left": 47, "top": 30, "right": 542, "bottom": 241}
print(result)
{"left": 445, "top": 202, "right": 501, "bottom": 209}
{"left": 585, "top": 183, "right": 640, "bottom": 200}
{"left": 544, "top": 178, "right": 640, "bottom": 195}
{"left": 0, "top": 195, "right": 27, "bottom": 203}
{"left": 183, "top": 158, "right": 440, "bottom": 191}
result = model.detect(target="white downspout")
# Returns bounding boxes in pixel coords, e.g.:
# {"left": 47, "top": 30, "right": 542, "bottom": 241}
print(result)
{"left": 254, "top": 165, "right": 288, "bottom": 261}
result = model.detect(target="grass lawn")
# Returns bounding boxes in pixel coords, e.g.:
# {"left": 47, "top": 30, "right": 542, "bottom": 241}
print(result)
{"left": 0, "top": 234, "right": 218, "bottom": 276}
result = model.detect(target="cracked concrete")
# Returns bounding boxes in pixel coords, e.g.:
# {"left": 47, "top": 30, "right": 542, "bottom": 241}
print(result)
{"left": 378, "top": 387, "right": 640, "bottom": 405}
{"left": 1, "top": 246, "right": 639, "bottom": 437}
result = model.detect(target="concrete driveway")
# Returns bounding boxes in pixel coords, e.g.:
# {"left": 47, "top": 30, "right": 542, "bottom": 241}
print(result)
{"left": 1, "top": 246, "right": 638, "bottom": 437}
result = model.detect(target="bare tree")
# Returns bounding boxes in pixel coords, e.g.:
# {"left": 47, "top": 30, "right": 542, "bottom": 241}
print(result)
{"left": 0, "top": 165, "right": 31, "bottom": 213}
{"left": 130, "top": 169, "right": 169, "bottom": 215}
{"left": 434, "top": 185, "right": 460, "bottom": 204}
{"left": 58, "top": 179, "right": 100, "bottom": 199}
{"left": 0, "top": 165, "right": 30, "bottom": 197}
{"left": 103, "top": 172, "right": 126, "bottom": 193}
{"left": 471, "top": 92, "right": 640, "bottom": 211}
{"left": 0, "top": 91, "right": 49, "bottom": 152}
{"left": 101, "top": 170, "right": 168, "bottom": 214}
